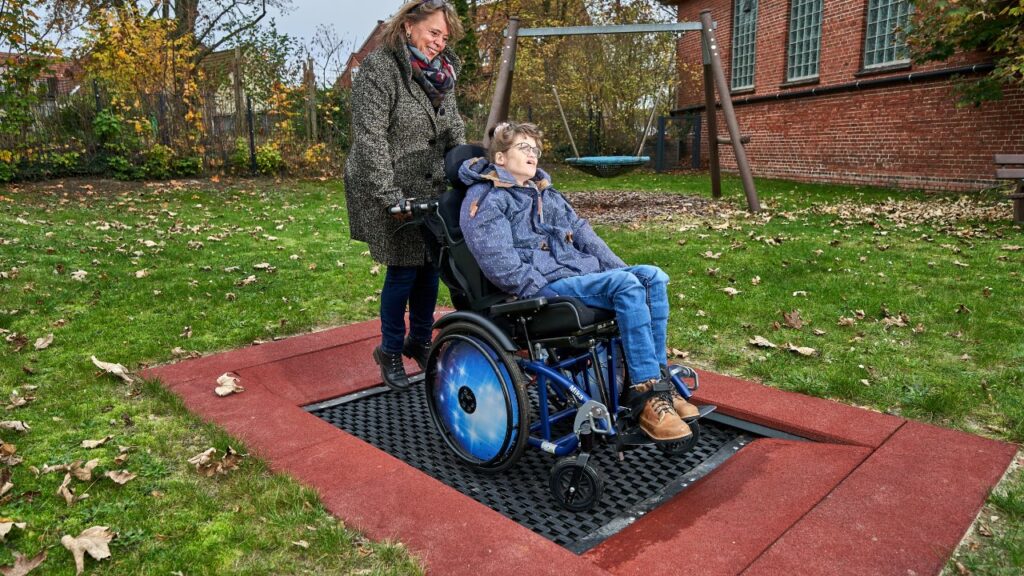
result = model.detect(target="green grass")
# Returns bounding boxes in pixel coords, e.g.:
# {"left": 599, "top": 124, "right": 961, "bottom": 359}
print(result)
{"left": 1, "top": 170, "right": 1021, "bottom": 574}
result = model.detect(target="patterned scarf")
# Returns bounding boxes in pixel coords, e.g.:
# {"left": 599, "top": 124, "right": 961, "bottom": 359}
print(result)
{"left": 408, "top": 45, "right": 456, "bottom": 110}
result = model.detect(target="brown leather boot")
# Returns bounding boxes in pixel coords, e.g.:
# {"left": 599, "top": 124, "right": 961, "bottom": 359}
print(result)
{"left": 670, "top": 391, "right": 700, "bottom": 420}
{"left": 633, "top": 380, "right": 692, "bottom": 441}
{"left": 659, "top": 366, "right": 700, "bottom": 420}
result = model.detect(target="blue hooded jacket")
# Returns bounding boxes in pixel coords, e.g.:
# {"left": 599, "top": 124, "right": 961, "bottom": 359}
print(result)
{"left": 458, "top": 157, "right": 626, "bottom": 299}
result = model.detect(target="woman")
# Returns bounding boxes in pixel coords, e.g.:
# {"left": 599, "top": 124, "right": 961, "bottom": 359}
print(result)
{"left": 344, "top": 0, "right": 466, "bottom": 389}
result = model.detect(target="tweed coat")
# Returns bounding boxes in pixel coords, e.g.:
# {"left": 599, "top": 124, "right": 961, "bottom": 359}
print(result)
{"left": 343, "top": 44, "right": 466, "bottom": 266}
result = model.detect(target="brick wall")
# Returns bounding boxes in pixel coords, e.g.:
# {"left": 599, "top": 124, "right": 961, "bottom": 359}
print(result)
{"left": 671, "top": 0, "right": 1024, "bottom": 191}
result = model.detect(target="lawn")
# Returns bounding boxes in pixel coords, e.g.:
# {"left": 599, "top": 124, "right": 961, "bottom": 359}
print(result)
{"left": 1, "top": 171, "right": 1021, "bottom": 574}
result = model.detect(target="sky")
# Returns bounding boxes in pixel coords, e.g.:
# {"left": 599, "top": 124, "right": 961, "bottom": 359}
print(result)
{"left": 271, "top": 0, "right": 409, "bottom": 54}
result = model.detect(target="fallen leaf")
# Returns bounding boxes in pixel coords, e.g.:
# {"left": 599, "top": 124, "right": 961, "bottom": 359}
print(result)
{"left": 369, "top": 264, "right": 381, "bottom": 276}
{"left": 90, "top": 356, "right": 134, "bottom": 383}
{"left": 668, "top": 347, "right": 690, "bottom": 359}
{"left": 837, "top": 316, "right": 856, "bottom": 327}
{"left": 214, "top": 373, "right": 244, "bottom": 397}
{"left": 702, "top": 251, "right": 721, "bottom": 260}
{"left": 134, "top": 269, "right": 149, "bottom": 278}
{"left": 70, "top": 459, "right": 100, "bottom": 481}
{"left": 237, "top": 275, "right": 257, "bottom": 286}
{"left": 812, "top": 329, "right": 827, "bottom": 336}
{"left": 104, "top": 470, "right": 137, "bottom": 485}
{"left": 751, "top": 276, "right": 761, "bottom": 285}
{"left": 179, "top": 326, "right": 192, "bottom": 339}
{"left": 721, "top": 287, "right": 741, "bottom": 297}
{"left": 1001, "top": 245, "right": 1022, "bottom": 251}
{"left": 0, "top": 521, "right": 26, "bottom": 541}
{"left": 57, "top": 473, "right": 77, "bottom": 506}
{"left": 785, "top": 343, "right": 818, "bottom": 357}
{"left": 60, "top": 526, "right": 113, "bottom": 575}
{"left": 749, "top": 336, "right": 777, "bottom": 349}
{"left": 792, "top": 290, "right": 808, "bottom": 297}
{"left": 956, "top": 304, "right": 972, "bottom": 314}
{"left": 0, "top": 550, "right": 46, "bottom": 576}
{"left": 783, "top": 310, "right": 803, "bottom": 330}
{"left": 33, "top": 334, "right": 53, "bottom": 350}
{"left": 0, "top": 421, "right": 30, "bottom": 433}
{"left": 292, "top": 540, "right": 309, "bottom": 548}
{"left": 81, "top": 436, "right": 112, "bottom": 449}
{"left": 860, "top": 379, "right": 872, "bottom": 387}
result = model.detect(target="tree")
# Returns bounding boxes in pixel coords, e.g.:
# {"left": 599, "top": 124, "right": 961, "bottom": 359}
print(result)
{"left": 908, "top": 0, "right": 1024, "bottom": 104}
{"left": 308, "top": 23, "right": 351, "bottom": 89}
{"left": 0, "top": 0, "right": 61, "bottom": 135}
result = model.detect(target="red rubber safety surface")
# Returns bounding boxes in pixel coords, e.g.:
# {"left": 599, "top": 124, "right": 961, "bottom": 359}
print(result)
{"left": 142, "top": 318, "right": 1018, "bottom": 576}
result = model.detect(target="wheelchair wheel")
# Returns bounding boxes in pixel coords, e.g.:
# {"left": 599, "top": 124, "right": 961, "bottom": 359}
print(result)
{"left": 550, "top": 456, "right": 603, "bottom": 512}
{"left": 656, "top": 419, "right": 701, "bottom": 456}
{"left": 425, "top": 321, "right": 529, "bottom": 473}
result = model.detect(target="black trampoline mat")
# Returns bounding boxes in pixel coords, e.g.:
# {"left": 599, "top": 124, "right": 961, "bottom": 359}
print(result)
{"left": 310, "top": 385, "right": 754, "bottom": 553}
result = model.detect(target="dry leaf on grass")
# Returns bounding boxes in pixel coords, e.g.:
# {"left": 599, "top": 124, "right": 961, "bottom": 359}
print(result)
{"left": 0, "top": 521, "right": 26, "bottom": 541}
{"left": 721, "top": 287, "right": 741, "bottom": 297}
{"left": 837, "top": 316, "right": 857, "bottom": 327}
{"left": 749, "top": 336, "right": 777, "bottom": 349}
{"left": 0, "top": 550, "right": 46, "bottom": 576}
{"left": 70, "top": 459, "right": 100, "bottom": 481}
{"left": 0, "top": 421, "right": 30, "bottom": 433}
{"left": 81, "top": 436, "right": 112, "bottom": 449}
{"left": 751, "top": 276, "right": 761, "bottom": 285}
{"left": 785, "top": 343, "right": 819, "bottom": 357}
{"left": 187, "top": 446, "right": 244, "bottom": 477}
{"left": 105, "top": 470, "right": 137, "bottom": 485}
{"left": 134, "top": 269, "right": 149, "bottom": 278}
{"left": 783, "top": 310, "right": 803, "bottom": 330}
{"left": 669, "top": 348, "right": 690, "bottom": 359}
{"left": 56, "top": 473, "right": 88, "bottom": 506}
{"left": 90, "top": 356, "right": 134, "bottom": 383}
{"left": 214, "top": 373, "right": 244, "bottom": 397}
{"left": 702, "top": 251, "right": 721, "bottom": 260}
{"left": 369, "top": 264, "right": 381, "bottom": 276}
{"left": 61, "top": 526, "right": 113, "bottom": 575}
{"left": 292, "top": 540, "right": 310, "bottom": 548}
{"left": 33, "top": 334, "right": 53, "bottom": 350}
{"left": 1, "top": 441, "right": 21, "bottom": 466}
{"left": 71, "top": 270, "right": 87, "bottom": 281}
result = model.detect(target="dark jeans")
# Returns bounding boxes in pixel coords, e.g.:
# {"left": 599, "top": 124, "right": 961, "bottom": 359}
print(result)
{"left": 380, "top": 264, "right": 440, "bottom": 354}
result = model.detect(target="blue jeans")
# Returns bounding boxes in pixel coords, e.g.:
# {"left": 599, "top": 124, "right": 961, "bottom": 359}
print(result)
{"left": 380, "top": 264, "right": 440, "bottom": 354}
{"left": 538, "top": 265, "right": 669, "bottom": 384}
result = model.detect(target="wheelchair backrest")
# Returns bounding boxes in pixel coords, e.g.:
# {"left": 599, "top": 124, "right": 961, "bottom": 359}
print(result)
{"left": 420, "top": 145, "right": 509, "bottom": 313}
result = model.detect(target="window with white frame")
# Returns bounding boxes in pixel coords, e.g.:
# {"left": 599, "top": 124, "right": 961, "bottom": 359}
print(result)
{"left": 731, "top": 0, "right": 759, "bottom": 90}
{"left": 863, "top": 0, "right": 911, "bottom": 68}
{"left": 786, "top": 0, "right": 823, "bottom": 82}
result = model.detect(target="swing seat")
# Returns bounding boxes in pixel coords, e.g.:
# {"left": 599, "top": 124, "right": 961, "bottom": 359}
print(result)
{"left": 565, "top": 155, "right": 650, "bottom": 178}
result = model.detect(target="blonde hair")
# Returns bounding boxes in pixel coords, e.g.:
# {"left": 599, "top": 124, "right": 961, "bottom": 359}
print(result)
{"left": 382, "top": 0, "right": 464, "bottom": 52}
{"left": 488, "top": 121, "right": 544, "bottom": 162}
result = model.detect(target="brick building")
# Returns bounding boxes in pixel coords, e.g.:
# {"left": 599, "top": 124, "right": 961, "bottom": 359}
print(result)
{"left": 667, "top": 0, "right": 1024, "bottom": 191}
{"left": 335, "top": 21, "right": 387, "bottom": 90}
{"left": 0, "top": 52, "right": 80, "bottom": 98}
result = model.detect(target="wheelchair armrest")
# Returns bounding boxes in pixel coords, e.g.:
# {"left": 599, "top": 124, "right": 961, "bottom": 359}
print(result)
{"left": 489, "top": 297, "right": 548, "bottom": 317}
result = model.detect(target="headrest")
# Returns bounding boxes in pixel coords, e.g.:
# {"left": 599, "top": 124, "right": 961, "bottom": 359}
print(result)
{"left": 445, "top": 144, "right": 487, "bottom": 189}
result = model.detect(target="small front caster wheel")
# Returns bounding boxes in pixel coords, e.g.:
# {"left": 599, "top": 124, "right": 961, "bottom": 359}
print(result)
{"left": 656, "top": 419, "right": 701, "bottom": 456}
{"left": 549, "top": 456, "right": 603, "bottom": 512}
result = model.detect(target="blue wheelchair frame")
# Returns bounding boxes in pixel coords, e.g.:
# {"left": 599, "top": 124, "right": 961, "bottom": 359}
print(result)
{"left": 522, "top": 338, "right": 698, "bottom": 457}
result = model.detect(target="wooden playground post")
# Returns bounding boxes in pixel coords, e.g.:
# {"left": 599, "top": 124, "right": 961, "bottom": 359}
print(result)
{"left": 701, "top": 37, "right": 722, "bottom": 199}
{"left": 700, "top": 10, "right": 760, "bottom": 212}
{"left": 484, "top": 18, "right": 520, "bottom": 147}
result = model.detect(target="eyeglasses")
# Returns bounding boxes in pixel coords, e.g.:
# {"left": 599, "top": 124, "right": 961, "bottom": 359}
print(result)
{"left": 510, "top": 142, "right": 542, "bottom": 158}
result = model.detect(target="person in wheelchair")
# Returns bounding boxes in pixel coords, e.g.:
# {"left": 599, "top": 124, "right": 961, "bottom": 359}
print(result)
{"left": 458, "top": 121, "right": 698, "bottom": 442}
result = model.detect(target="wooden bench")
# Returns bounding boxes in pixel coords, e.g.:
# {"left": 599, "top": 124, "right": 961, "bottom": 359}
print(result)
{"left": 995, "top": 154, "right": 1024, "bottom": 224}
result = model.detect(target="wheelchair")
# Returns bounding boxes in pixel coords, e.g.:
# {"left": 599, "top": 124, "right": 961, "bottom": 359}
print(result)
{"left": 391, "top": 144, "right": 715, "bottom": 512}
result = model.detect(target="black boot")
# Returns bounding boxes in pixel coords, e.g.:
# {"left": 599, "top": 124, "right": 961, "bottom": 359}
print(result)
{"left": 373, "top": 346, "right": 411, "bottom": 390}
{"left": 402, "top": 336, "right": 431, "bottom": 371}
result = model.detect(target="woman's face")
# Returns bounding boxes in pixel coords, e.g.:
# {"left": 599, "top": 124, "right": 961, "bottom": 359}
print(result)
{"left": 405, "top": 11, "right": 450, "bottom": 61}
{"left": 496, "top": 135, "right": 540, "bottom": 185}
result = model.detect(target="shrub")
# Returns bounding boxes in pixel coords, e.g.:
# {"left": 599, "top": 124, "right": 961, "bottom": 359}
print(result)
{"left": 172, "top": 155, "right": 203, "bottom": 177}
{"left": 143, "top": 144, "right": 173, "bottom": 179}
{"left": 301, "top": 142, "right": 332, "bottom": 175}
{"left": 228, "top": 137, "right": 251, "bottom": 174}
{"left": 255, "top": 142, "right": 284, "bottom": 175}
{"left": 0, "top": 150, "right": 16, "bottom": 182}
